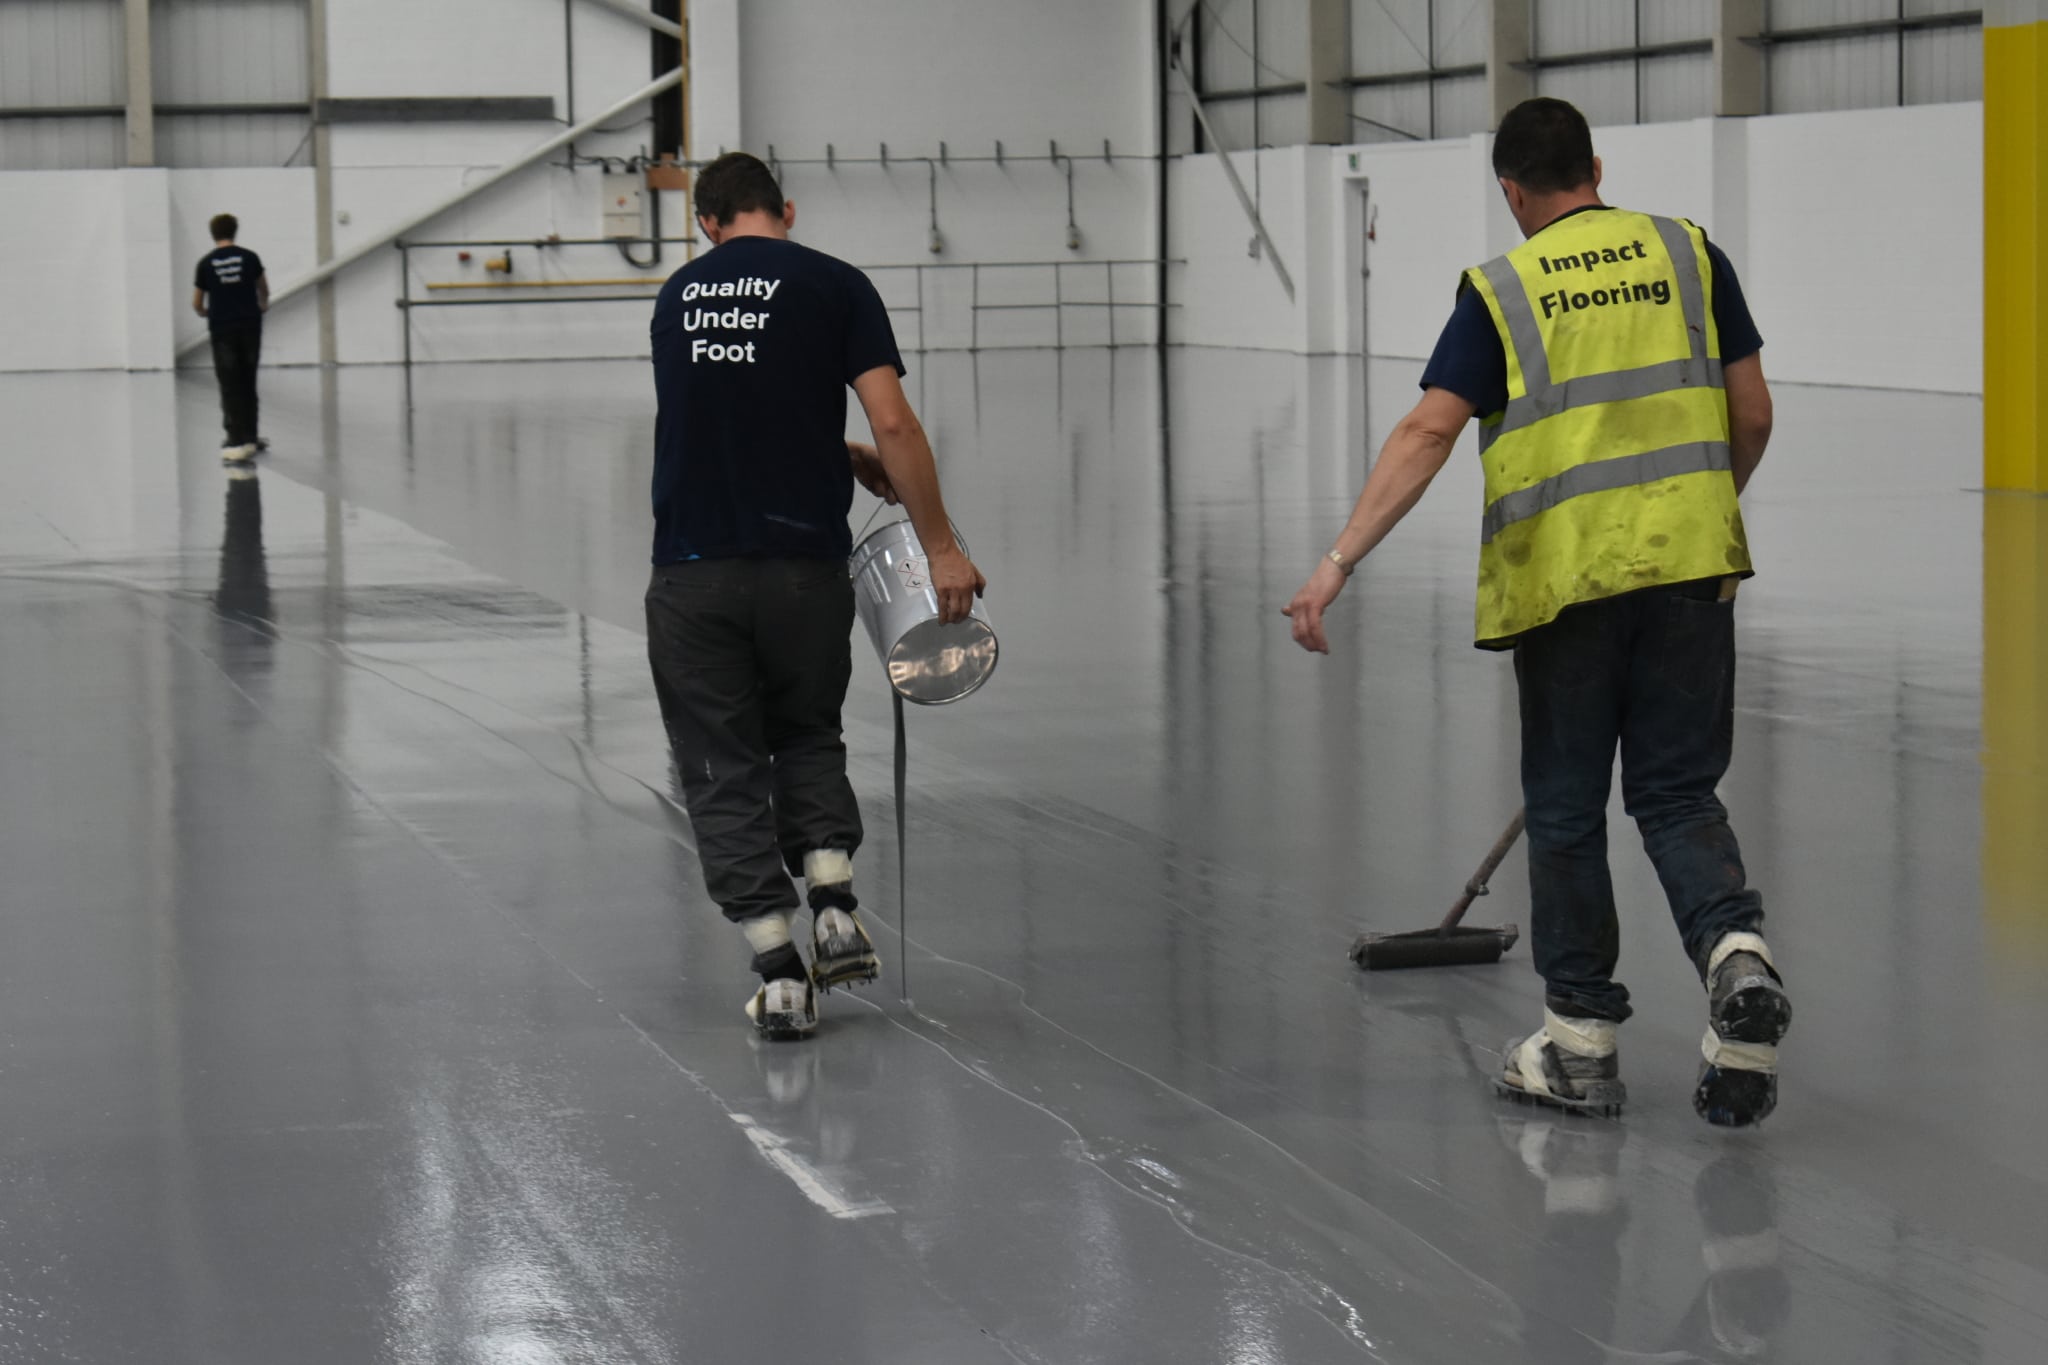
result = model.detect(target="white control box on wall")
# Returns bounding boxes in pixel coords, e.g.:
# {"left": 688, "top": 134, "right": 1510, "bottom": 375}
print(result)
{"left": 602, "top": 172, "right": 645, "bottom": 238}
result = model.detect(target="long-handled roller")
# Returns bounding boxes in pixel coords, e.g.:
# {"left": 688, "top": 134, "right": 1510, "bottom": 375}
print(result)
{"left": 1350, "top": 809, "right": 1525, "bottom": 970}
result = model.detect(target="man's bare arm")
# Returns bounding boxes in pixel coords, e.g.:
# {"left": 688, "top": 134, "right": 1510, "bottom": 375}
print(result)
{"left": 257, "top": 272, "right": 270, "bottom": 313}
{"left": 192, "top": 289, "right": 207, "bottom": 317}
{"left": 850, "top": 365, "right": 984, "bottom": 623}
{"left": 1284, "top": 386, "right": 1475, "bottom": 654}
{"left": 1723, "top": 353, "right": 1772, "bottom": 494}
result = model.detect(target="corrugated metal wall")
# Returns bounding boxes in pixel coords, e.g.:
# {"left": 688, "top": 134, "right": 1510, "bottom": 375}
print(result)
{"left": 1345, "top": 0, "right": 1489, "bottom": 144}
{"left": 154, "top": 0, "right": 310, "bottom": 167}
{"left": 1182, "top": 0, "right": 1983, "bottom": 154}
{"left": 0, "top": 0, "right": 127, "bottom": 169}
{"left": 0, "top": 0, "right": 309, "bottom": 170}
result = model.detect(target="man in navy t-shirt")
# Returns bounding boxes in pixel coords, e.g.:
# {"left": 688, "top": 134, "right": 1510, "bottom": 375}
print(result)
{"left": 191, "top": 213, "right": 269, "bottom": 463}
{"left": 645, "top": 152, "right": 985, "bottom": 1040}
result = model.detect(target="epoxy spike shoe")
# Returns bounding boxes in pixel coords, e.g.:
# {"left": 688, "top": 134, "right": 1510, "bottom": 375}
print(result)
{"left": 1494, "top": 1008, "right": 1627, "bottom": 1118}
{"left": 1695, "top": 933, "right": 1791, "bottom": 1128}
{"left": 744, "top": 977, "right": 817, "bottom": 1041}
{"left": 810, "top": 907, "right": 879, "bottom": 992}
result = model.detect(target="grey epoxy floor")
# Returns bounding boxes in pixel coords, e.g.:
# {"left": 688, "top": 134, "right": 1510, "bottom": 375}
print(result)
{"left": 1, "top": 351, "right": 2042, "bottom": 1364}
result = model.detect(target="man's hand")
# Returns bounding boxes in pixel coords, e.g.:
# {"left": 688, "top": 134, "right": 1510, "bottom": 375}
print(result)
{"left": 927, "top": 547, "right": 986, "bottom": 625}
{"left": 1283, "top": 558, "right": 1350, "bottom": 654}
{"left": 848, "top": 441, "right": 897, "bottom": 504}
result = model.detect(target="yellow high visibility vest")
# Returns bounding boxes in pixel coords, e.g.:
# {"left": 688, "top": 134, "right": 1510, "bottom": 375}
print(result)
{"left": 1461, "top": 208, "right": 1752, "bottom": 648}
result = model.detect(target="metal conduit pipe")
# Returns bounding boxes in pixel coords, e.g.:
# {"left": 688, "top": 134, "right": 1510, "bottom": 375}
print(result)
{"left": 178, "top": 65, "right": 686, "bottom": 357}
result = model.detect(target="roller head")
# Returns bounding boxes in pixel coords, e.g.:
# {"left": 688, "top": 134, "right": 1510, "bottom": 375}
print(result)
{"left": 1350, "top": 923, "right": 1520, "bottom": 971}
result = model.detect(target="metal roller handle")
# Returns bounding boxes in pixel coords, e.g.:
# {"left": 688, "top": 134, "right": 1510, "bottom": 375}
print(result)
{"left": 1436, "top": 809, "right": 1526, "bottom": 935}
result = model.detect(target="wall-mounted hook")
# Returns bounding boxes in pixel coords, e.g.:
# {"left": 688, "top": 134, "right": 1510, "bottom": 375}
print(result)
{"left": 880, "top": 142, "right": 889, "bottom": 167}
{"left": 939, "top": 141, "right": 948, "bottom": 167}
{"left": 995, "top": 140, "right": 1004, "bottom": 167}
{"left": 1103, "top": 139, "right": 1112, "bottom": 163}
{"left": 826, "top": 143, "right": 835, "bottom": 170}
{"left": 1049, "top": 139, "right": 1060, "bottom": 163}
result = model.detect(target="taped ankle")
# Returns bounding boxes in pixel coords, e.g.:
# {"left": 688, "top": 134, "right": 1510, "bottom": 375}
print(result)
{"left": 1702, "top": 1029, "right": 1777, "bottom": 1074}
{"left": 1707, "top": 931, "right": 1777, "bottom": 979}
{"left": 739, "top": 911, "right": 793, "bottom": 956}
{"left": 1544, "top": 1008, "right": 1618, "bottom": 1058}
{"left": 803, "top": 849, "right": 852, "bottom": 888}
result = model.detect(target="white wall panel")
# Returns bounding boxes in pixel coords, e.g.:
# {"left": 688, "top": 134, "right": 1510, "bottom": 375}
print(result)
{"left": 0, "top": 0, "right": 124, "bottom": 107}
{"left": 0, "top": 115, "right": 123, "bottom": 169}
{"left": 153, "top": 0, "right": 309, "bottom": 105}
{"left": 1586, "top": 118, "right": 1715, "bottom": 223}
{"left": 0, "top": 169, "right": 172, "bottom": 371}
{"left": 741, "top": 0, "right": 1152, "bottom": 152}
{"left": 1744, "top": 101, "right": 1979, "bottom": 392}
{"left": 1175, "top": 102, "right": 1980, "bottom": 391}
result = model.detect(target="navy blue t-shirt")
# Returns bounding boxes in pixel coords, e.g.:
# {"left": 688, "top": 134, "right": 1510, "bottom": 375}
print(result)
{"left": 1421, "top": 207, "right": 1762, "bottom": 416}
{"left": 650, "top": 236, "right": 904, "bottom": 563}
{"left": 194, "top": 246, "right": 265, "bottom": 332}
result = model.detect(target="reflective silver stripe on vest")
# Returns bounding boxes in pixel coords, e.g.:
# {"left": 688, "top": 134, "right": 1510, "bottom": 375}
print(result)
{"left": 1485, "top": 357, "right": 1725, "bottom": 449}
{"left": 1477, "top": 216, "right": 1717, "bottom": 452}
{"left": 1649, "top": 215, "right": 1710, "bottom": 363}
{"left": 1480, "top": 440, "right": 1732, "bottom": 545}
{"left": 1478, "top": 254, "right": 1550, "bottom": 395}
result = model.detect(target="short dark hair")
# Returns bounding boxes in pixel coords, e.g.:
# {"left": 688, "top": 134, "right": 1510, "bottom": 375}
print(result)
{"left": 693, "top": 153, "right": 784, "bottom": 226}
{"left": 1492, "top": 98, "right": 1596, "bottom": 194}
{"left": 209, "top": 213, "right": 238, "bottom": 241}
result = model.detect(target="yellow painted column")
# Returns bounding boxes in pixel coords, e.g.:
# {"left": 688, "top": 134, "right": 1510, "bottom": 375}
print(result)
{"left": 1983, "top": 496, "right": 2048, "bottom": 959}
{"left": 1984, "top": 5, "right": 2048, "bottom": 964}
{"left": 1986, "top": 1, "right": 2048, "bottom": 491}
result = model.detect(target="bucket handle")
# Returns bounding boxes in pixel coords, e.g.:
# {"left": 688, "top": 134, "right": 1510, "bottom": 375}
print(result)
{"left": 853, "top": 501, "right": 973, "bottom": 559}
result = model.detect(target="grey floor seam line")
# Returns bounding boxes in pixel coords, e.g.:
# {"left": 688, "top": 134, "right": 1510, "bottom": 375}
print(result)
{"left": 837, "top": 989, "right": 1392, "bottom": 1359}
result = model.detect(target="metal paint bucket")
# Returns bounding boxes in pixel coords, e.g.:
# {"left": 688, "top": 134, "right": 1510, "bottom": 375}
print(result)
{"left": 849, "top": 519, "right": 997, "bottom": 705}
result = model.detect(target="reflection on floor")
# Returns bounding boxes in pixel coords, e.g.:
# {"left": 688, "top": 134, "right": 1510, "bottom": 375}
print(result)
{"left": 0, "top": 353, "right": 2041, "bottom": 1363}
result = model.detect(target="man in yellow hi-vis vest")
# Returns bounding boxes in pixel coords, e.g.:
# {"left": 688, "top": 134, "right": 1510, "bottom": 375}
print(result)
{"left": 1284, "top": 99, "right": 1789, "bottom": 1129}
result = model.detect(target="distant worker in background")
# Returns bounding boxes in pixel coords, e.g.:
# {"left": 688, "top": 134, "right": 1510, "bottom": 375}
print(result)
{"left": 191, "top": 213, "right": 269, "bottom": 464}
{"left": 1283, "top": 98, "right": 1790, "bottom": 1127}
{"left": 645, "top": 152, "right": 985, "bottom": 1040}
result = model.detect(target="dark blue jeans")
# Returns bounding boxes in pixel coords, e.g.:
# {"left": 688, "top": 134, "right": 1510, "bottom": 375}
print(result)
{"left": 1513, "top": 577, "right": 1764, "bottom": 1023}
